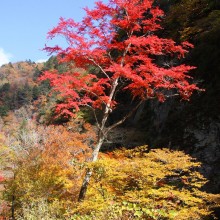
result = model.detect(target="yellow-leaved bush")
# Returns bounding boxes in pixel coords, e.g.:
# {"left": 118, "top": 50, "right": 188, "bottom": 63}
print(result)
{"left": 1, "top": 123, "right": 219, "bottom": 220}
{"left": 73, "top": 146, "right": 219, "bottom": 220}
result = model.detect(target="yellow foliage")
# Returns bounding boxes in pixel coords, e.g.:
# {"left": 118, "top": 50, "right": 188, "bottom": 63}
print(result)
{"left": 75, "top": 146, "right": 220, "bottom": 219}
{"left": 1, "top": 123, "right": 219, "bottom": 220}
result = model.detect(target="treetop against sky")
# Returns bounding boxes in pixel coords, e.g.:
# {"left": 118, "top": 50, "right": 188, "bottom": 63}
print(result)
{"left": 0, "top": 0, "right": 108, "bottom": 66}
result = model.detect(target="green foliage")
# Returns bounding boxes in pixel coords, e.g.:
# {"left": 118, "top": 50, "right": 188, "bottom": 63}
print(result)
{"left": 32, "top": 85, "right": 40, "bottom": 100}
{"left": 0, "top": 83, "right": 11, "bottom": 116}
{"left": 0, "top": 83, "right": 10, "bottom": 93}
{"left": 16, "top": 199, "right": 67, "bottom": 220}
{"left": 0, "top": 105, "right": 9, "bottom": 117}
{"left": 43, "top": 56, "right": 69, "bottom": 73}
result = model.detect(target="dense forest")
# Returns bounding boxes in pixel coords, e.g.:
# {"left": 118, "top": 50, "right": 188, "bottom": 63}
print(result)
{"left": 0, "top": 0, "right": 219, "bottom": 219}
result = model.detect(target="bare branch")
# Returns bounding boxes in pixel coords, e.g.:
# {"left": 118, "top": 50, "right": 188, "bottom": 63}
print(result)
{"left": 104, "top": 100, "right": 143, "bottom": 134}
{"left": 121, "top": 42, "right": 132, "bottom": 67}
{"left": 147, "top": 93, "right": 180, "bottom": 100}
{"left": 81, "top": 88, "right": 107, "bottom": 105}
{"left": 88, "top": 58, "right": 111, "bottom": 80}
{"left": 84, "top": 104, "right": 101, "bottom": 129}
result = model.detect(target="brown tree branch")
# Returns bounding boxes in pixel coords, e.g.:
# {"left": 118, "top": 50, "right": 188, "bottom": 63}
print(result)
{"left": 104, "top": 100, "right": 143, "bottom": 135}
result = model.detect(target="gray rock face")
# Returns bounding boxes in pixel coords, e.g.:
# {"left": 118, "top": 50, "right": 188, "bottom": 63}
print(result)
{"left": 105, "top": 95, "right": 220, "bottom": 193}
{"left": 142, "top": 99, "right": 220, "bottom": 194}
{"left": 184, "top": 120, "right": 220, "bottom": 193}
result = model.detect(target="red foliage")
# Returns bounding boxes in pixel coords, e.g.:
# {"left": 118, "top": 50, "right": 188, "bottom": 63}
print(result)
{"left": 0, "top": 175, "right": 4, "bottom": 182}
{"left": 40, "top": 0, "right": 202, "bottom": 117}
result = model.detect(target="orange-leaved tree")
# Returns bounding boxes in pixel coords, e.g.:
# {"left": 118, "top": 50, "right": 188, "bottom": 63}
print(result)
{"left": 3, "top": 120, "right": 96, "bottom": 218}
{"left": 40, "top": 0, "right": 202, "bottom": 201}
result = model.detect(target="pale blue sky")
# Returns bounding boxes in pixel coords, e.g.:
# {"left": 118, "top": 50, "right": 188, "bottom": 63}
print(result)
{"left": 0, "top": 0, "right": 107, "bottom": 65}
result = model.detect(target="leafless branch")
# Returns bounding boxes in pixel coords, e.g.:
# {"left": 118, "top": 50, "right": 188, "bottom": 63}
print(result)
{"left": 104, "top": 100, "right": 143, "bottom": 135}
{"left": 81, "top": 88, "right": 107, "bottom": 106}
{"left": 88, "top": 58, "right": 111, "bottom": 80}
{"left": 84, "top": 104, "right": 101, "bottom": 129}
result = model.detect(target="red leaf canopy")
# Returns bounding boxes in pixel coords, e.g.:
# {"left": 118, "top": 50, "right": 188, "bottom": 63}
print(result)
{"left": 40, "top": 0, "right": 201, "bottom": 117}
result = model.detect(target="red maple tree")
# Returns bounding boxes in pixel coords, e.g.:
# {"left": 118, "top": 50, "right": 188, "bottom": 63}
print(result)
{"left": 40, "top": 0, "right": 201, "bottom": 201}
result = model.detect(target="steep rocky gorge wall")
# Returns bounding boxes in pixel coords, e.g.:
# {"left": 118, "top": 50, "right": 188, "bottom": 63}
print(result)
{"left": 145, "top": 99, "right": 220, "bottom": 194}
{"left": 107, "top": 97, "right": 220, "bottom": 194}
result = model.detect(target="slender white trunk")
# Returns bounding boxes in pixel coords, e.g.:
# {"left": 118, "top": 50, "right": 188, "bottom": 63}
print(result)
{"left": 78, "top": 79, "right": 118, "bottom": 201}
{"left": 78, "top": 137, "right": 104, "bottom": 201}
{"left": 78, "top": 42, "right": 131, "bottom": 201}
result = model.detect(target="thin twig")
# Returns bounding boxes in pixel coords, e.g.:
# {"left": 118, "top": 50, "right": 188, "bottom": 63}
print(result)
{"left": 88, "top": 58, "right": 111, "bottom": 80}
{"left": 84, "top": 104, "right": 101, "bottom": 129}
{"left": 104, "top": 100, "right": 143, "bottom": 135}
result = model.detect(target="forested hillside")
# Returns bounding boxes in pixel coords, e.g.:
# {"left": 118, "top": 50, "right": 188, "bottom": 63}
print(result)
{"left": 0, "top": 0, "right": 219, "bottom": 219}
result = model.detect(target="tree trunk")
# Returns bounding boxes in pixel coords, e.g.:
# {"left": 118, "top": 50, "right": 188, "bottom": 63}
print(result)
{"left": 11, "top": 195, "right": 15, "bottom": 220}
{"left": 78, "top": 79, "right": 119, "bottom": 201}
{"left": 78, "top": 137, "right": 104, "bottom": 201}
{"left": 78, "top": 78, "right": 120, "bottom": 201}
{"left": 77, "top": 100, "right": 142, "bottom": 201}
